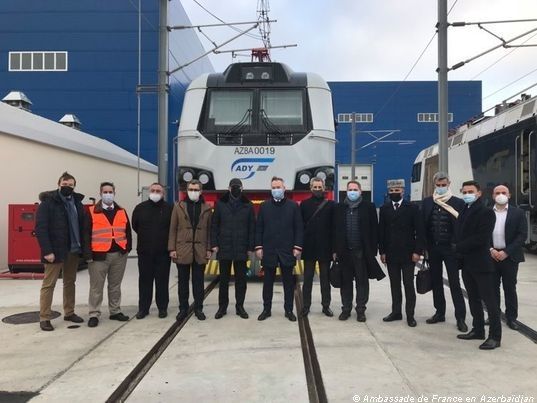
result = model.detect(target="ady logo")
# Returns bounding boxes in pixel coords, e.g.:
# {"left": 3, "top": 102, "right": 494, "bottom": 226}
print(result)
{"left": 231, "top": 158, "right": 275, "bottom": 180}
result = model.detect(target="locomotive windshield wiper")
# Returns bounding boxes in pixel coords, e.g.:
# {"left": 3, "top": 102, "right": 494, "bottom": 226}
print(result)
{"left": 260, "top": 109, "right": 285, "bottom": 135}
{"left": 223, "top": 109, "right": 252, "bottom": 135}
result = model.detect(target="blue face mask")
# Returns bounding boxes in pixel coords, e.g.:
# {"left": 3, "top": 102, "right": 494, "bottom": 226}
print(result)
{"left": 271, "top": 188, "right": 284, "bottom": 200}
{"left": 435, "top": 186, "right": 448, "bottom": 195}
{"left": 462, "top": 193, "right": 477, "bottom": 204}
{"left": 347, "top": 190, "right": 361, "bottom": 201}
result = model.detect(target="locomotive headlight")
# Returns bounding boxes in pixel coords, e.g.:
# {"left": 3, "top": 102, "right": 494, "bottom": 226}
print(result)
{"left": 299, "top": 171, "right": 311, "bottom": 185}
{"left": 198, "top": 172, "right": 210, "bottom": 185}
{"left": 182, "top": 170, "right": 194, "bottom": 182}
{"left": 314, "top": 169, "right": 327, "bottom": 181}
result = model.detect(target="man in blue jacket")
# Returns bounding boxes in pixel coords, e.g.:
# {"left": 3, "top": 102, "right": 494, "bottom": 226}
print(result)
{"left": 35, "top": 172, "right": 86, "bottom": 331}
{"left": 255, "top": 177, "right": 303, "bottom": 322}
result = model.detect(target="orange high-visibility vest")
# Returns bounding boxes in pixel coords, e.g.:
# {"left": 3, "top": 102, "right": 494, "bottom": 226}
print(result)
{"left": 89, "top": 205, "right": 128, "bottom": 252}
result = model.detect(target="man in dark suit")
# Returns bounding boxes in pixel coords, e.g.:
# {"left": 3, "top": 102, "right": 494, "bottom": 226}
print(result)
{"left": 333, "top": 181, "right": 385, "bottom": 322}
{"left": 379, "top": 179, "right": 424, "bottom": 327}
{"left": 421, "top": 172, "right": 467, "bottom": 332}
{"left": 300, "top": 177, "right": 334, "bottom": 317}
{"left": 455, "top": 180, "right": 500, "bottom": 350}
{"left": 490, "top": 184, "right": 527, "bottom": 330}
{"left": 255, "top": 176, "right": 303, "bottom": 322}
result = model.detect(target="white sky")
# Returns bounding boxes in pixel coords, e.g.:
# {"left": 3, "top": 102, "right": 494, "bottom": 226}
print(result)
{"left": 178, "top": 0, "right": 537, "bottom": 111}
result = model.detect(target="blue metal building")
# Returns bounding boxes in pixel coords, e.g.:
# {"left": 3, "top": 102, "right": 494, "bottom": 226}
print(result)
{"left": 329, "top": 81, "right": 482, "bottom": 205}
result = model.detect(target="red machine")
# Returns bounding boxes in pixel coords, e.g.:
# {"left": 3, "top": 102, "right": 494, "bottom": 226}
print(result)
{"left": 7, "top": 204, "right": 43, "bottom": 272}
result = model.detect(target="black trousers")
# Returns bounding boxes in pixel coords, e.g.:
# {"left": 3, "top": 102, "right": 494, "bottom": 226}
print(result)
{"left": 218, "top": 259, "right": 247, "bottom": 309}
{"left": 428, "top": 244, "right": 466, "bottom": 320}
{"left": 462, "top": 269, "right": 502, "bottom": 341}
{"left": 176, "top": 262, "right": 205, "bottom": 311}
{"left": 494, "top": 259, "right": 519, "bottom": 321}
{"left": 302, "top": 260, "right": 331, "bottom": 309}
{"left": 340, "top": 250, "right": 369, "bottom": 313}
{"left": 138, "top": 253, "right": 171, "bottom": 313}
{"left": 387, "top": 262, "right": 416, "bottom": 317}
{"left": 263, "top": 265, "right": 295, "bottom": 312}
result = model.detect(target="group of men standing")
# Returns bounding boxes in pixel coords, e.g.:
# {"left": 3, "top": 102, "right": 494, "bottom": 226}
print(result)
{"left": 36, "top": 171, "right": 527, "bottom": 351}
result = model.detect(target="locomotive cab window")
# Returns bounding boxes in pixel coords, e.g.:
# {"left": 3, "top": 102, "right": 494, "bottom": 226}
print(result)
{"left": 259, "top": 89, "right": 305, "bottom": 133}
{"left": 203, "top": 90, "right": 253, "bottom": 133}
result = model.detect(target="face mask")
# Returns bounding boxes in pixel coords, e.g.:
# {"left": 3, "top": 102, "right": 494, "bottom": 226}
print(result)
{"left": 271, "top": 188, "right": 284, "bottom": 200}
{"left": 435, "top": 186, "right": 448, "bottom": 196}
{"left": 149, "top": 192, "right": 162, "bottom": 203}
{"left": 230, "top": 186, "right": 242, "bottom": 198}
{"left": 102, "top": 193, "right": 114, "bottom": 205}
{"left": 312, "top": 190, "right": 324, "bottom": 199}
{"left": 495, "top": 194, "right": 509, "bottom": 205}
{"left": 347, "top": 190, "right": 360, "bottom": 201}
{"left": 389, "top": 193, "right": 402, "bottom": 202}
{"left": 188, "top": 190, "right": 200, "bottom": 202}
{"left": 462, "top": 194, "right": 477, "bottom": 204}
{"left": 60, "top": 186, "right": 74, "bottom": 197}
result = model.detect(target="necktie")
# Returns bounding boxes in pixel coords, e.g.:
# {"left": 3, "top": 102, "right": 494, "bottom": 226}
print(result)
{"left": 394, "top": 203, "right": 400, "bottom": 210}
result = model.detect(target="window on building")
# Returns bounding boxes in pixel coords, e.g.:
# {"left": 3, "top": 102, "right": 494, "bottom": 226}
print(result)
{"left": 337, "top": 113, "right": 374, "bottom": 123}
{"left": 417, "top": 112, "right": 453, "bottom": 122}
{"left": 8, "top": 51, "right": 68, "bottom": 71}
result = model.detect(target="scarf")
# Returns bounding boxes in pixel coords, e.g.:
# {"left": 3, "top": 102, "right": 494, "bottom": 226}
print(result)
{"left": 433, "top": 189, "right": 459, "bottom": 218}
{"left": 344, "top": 195, "right": 362, "bottom": 209}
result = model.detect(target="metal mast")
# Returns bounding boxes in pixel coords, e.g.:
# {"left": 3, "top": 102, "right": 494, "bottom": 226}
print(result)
{"left": 254, "top": 0, "right": 272, "bottom": 62}
{"left": 158, "top": 0, "right": 169, "bottom": 186}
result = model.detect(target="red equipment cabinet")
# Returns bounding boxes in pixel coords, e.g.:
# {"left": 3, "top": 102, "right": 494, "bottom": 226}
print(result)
{"left": 8, "top": 204, "right": 43, "bottom": 272}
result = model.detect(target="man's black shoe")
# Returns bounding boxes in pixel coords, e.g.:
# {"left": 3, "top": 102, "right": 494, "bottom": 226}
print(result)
{"left": 457, "top": 330, "right": 485, "bottom": 340}
{"left": 339, "top": 311, "right": 351, "bottom": 321}
{"left": 215, "top": 308, "right": 227, "bottom": 319}
{"left": 176, "top": 310, "right": 187, "bottom": 322}
{"left": 64, "top": 314, "right": 84, "bottom": 323}
{"left": 457, "top": 319, "right": 468, "bottom": 333}
{"left": 357, "top": 312, "right": 366, "bottom": 322}
{"left": 136, "top": 311, "right": 148, "bottom": 320}
{"left": 301, "top": 307, "right": 310, "bottom": 317}
{"left": 506, "top": 320, "right": 519, "bottom": 330}
{"left": 479, "top": 338, "right": 501, "bottom": 350}
{"left": 407, "top": 317, "right": 417, "bottom": 327}
{"left": 322, "top": 307, "right": 334, "bottom": 317}
{"left": 88, "top": 317, "right": 99, "bottom": 328}
{"left": 383, "top": 313, "right": 403, "bottom": 322}
{"left": 158, "top": 310, "right": 168, "bottom": 318}
{"left": 194, "top": 310, "right": 206, "bottom": 320}
{"left": 425, "top": 314, "right": 445, "bottom": 324}
{"left": 285, "top": 311, "right": 297, "bottom": 322}
{"left": 236, "top": 306, "right": 249, "bottom": 319}
{"left": 110, "top": 313, "right": 129, "bottom": 321}
{"left": 257, "top": 310, "right": 271, "bottom": 321}
{"left": 40, "top": 320, "right": 54, "bottom": 331}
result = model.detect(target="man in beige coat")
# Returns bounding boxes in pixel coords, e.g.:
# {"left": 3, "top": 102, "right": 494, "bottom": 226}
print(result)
{"left": 169, "top": 179, "right": 212, "bottom": 321}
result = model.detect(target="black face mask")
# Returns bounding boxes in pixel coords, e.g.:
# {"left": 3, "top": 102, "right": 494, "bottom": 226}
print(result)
{"left": 389, "top": 193, "right": 402, "bottom": 202}
{"left": 230, "top": 186, "right": 242, "bottom": 198}
{"left": 60, "top": 186, "right": 74, "bottom": 197}
{"left": 312, "top": 190, "right": 324, "bottom": 199}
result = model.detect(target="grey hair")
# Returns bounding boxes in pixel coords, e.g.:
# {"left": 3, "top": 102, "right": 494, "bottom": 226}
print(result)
{"left": 310, "top": 177, "right": 325, "bottom": 187}
{"left": 433, "top": 171, "right": 450, "bottom": 182}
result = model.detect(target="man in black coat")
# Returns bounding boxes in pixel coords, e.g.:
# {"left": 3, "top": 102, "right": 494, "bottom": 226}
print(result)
{"left": 35, "top": 172, "right": 86, "bottom": 331}
{"left": 255, "top": 176, "right": 303, "bottom": 322}
{"left": 333, "top": 180, "right": 385, "bottom": 322}
{"left": 132, "top": 183, "right": 173, "bottom": 319}
{"left": 379, "top": 179, "right": 424, "bottom": 327}
{"left": 300, "top": 177, "right": 334, "bottom": 317}
{"left": 211, "top": 178, "right": 255, "bottom": 320}
{"left": 421, "top": 172, "right": 467, "bottom": 332}
{"left": 490, "top": 184, "right": 527, "bottom": 330}
{"left": 455, "top": 180, "right": 500, "bottom": 350}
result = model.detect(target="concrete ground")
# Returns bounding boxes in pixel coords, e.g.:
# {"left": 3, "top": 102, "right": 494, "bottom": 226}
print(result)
{"left": 0, "top": 255, "right": 536, "bottom": 402}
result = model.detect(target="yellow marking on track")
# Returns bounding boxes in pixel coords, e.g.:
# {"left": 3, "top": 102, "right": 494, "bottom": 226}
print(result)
{"left": 204, "top": 259, "right": 318, "bottom": 276}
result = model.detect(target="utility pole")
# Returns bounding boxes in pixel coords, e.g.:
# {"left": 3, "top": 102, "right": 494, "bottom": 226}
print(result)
{"left": 158, "top": 0, "right": 169, "bottom": 186}
{"left": 351, "top": 112, "right": 356, "bottom": 180}
{"left": 438, "top": 0, "right": 449, "bottom": 173}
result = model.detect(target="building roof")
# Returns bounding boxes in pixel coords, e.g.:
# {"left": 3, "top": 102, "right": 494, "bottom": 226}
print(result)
{"left": 0, "top": 102, "right": 157, "bottom": 172}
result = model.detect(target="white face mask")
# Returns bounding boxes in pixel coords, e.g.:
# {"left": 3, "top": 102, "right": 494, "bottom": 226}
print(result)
{"left": 149, "top": 192, "right": 162, "bottom": 203}
{"left": 188, "top": 190, "right": 200, "bottom": 202}
{"left": 495, "top": 194, "right": 509, "bottom": 205}
{"left": 102, "top": 193, "right": 114, "bottom": 205}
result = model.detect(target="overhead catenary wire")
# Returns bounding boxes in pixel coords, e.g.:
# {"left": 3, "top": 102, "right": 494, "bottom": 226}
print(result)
{"left": 483, "top": 66, "right": 537, "bottom": 100}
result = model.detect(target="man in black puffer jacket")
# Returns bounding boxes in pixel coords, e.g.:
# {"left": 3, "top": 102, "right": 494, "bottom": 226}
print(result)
{"left": 211, "top": 178, "right": 255, "bottom": 319}
{"left": 35, "top": 172, "right": 86, "bottom": 331}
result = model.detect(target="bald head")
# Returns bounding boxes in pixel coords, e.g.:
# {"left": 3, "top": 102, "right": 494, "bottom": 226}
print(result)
{"left": 493, "top": 185, "right": 510, "bottom": 197}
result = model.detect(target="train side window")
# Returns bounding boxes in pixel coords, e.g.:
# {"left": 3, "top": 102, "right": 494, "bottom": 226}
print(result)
{"left": 411, "top": 162, "right": 422, "bottom": 183}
